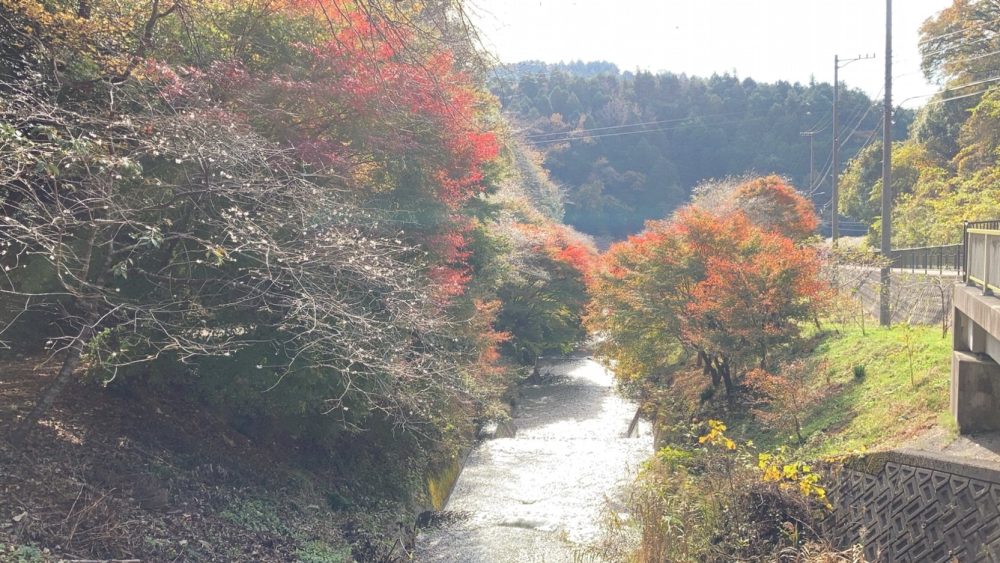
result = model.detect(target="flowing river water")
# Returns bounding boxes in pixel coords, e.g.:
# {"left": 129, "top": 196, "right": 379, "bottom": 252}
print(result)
{"left": 416, "top": 357, "right": 653, "bottom": 562}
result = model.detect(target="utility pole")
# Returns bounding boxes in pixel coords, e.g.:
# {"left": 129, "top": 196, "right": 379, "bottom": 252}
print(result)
{"left": 800, "top": 130, "right": 817, "bottom": 190}
{"left": 833, "top": 55, "right": 839, "bottom": 244}
{"left": 880, "top": 0, "right": 893, "bottom": 326}
{"left": 832, "top": 52, "right": 876, "bottom": 246}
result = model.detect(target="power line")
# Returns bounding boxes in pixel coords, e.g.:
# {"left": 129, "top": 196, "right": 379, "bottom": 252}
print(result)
{"left": 943, "top": 74, "right": 1000, "bottom": 91}
{"left": 521, "top": 111, "right": 750, "bottom": 139}
{"left": 832, "top": 52, "right": 876, "bottom": 243}
{"left": 836, "top": 93, "right": 878, "bottom": 142}
{"left": 932, "top": 87, "right": 998, "bottom": 104}
{"left": 892, "top": 69, "right": 924, "bottom": 80}
{"left": 840, "top": 98, "right": 882, "bottom": 151}
{"left": 805, "top": 98, "right": 880, "bottom": 197}
{"left": 806, "top": 116, "right": 832, "bottom": 135}
{"left": 893, "top": 47, "right": 1000, "bottom": 74}
{"left": 942, "top": 48, "right": 1000, "bottom": 66}
{"left": 898, "top": 74, "right": 1000, "bottom": 105}
{"left": 917, "top": 17, "right": 1000, "bottom": 46}
{"left": 805, "top": 102, "right": 835, "bottom": 134}
{"left": 527, "top": 114, "right": 773, "bottom": 145}
{"left": 810, "top": 111, "right": 884, "bottom": 199}
{"left": 852, "top": 114, "right": 884, "bottom": 156}
{"left": 918, "top": 33, "right": 998, "bottom": 58}
{"left": 810, "top": 118, "right": 882, "bottom": 198}
{"left": 814, "top": 119, "right": 883, "bottom": 228}
{"left": 808, "top": 159, "right": 834, "bottom": 196}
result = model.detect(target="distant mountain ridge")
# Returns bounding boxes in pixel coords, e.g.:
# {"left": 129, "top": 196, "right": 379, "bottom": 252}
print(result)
{"left": 498, "top": 60, "right": 620, "bottom": 81}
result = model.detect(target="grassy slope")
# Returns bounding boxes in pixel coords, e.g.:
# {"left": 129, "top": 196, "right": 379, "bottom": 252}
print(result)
{"left": 748, "top": 323, "right": 953, "bottom": 458}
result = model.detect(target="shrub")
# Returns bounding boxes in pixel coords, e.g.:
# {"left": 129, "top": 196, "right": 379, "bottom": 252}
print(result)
{"left": 594, "top": 421, "right": 832, "bottom": 561}
{"left": 852, "top": 364, "right": 867, "bottom": 381}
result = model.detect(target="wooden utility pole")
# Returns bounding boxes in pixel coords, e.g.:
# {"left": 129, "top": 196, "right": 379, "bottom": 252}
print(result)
{"left": 880, "top": 0, "right": 893, "bottom": 326}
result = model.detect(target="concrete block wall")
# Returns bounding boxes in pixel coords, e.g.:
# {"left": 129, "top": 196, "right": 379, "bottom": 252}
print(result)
{"left": 823, "top": 451, "right": 1000, "bottom": 562}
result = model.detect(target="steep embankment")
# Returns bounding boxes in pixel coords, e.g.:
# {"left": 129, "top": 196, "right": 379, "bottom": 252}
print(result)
{"left": 0, "top": 360, "right": 406, "bottom": 562}
{"left": 744, "top": 323, "right": 953, "bottom": 457}
{"left": 659, "top": 323, "right": 953, "bottom": 458}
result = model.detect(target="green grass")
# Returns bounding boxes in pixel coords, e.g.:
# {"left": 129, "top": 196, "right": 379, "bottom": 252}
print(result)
{"left": 2, "top": 544, "right": 45, "bottom": 562}
{"left": 220, "top": 498, "right": 286, "bottom": 534}
{"left": 781, "top": 323, "right": 952, "bottom": 457}
{"left": 295, "top": 540, "right": 352, "bottom": 563}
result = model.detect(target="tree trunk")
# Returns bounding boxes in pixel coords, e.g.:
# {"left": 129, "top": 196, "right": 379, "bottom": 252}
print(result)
{"left": 9, "top": 323, "right": 93, "bottom": 447}
{"left": 11, "top": 224, "right": 105, "bottom": 448}
{"left": 700, "top": 350, "right": 721, "bottom": 387}
{"left": 717, "top": 357, "right": 735, "bottom": 396}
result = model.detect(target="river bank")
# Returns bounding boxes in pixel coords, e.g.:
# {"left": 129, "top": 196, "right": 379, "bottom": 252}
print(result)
{"left": 416, "top": 357, "right": 652, "bottom": 562}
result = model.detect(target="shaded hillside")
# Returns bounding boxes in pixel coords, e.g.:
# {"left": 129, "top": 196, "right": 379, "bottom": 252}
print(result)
{"left": 497, "top": 67, "right": 914, "bottom": 237}
{"left": 0, "top": 359, "right": 384, "bottom": 562}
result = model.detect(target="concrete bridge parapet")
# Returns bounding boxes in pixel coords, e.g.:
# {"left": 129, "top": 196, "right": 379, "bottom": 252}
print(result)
{"left": 953, "top": 284, "right": 1000, "bottom": 433}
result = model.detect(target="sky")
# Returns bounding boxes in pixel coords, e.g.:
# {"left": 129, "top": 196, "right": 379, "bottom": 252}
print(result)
{"left": 467, "top": 0, "right": 954, "bottom": 108}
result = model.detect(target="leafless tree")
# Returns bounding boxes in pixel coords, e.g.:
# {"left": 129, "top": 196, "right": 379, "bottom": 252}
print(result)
{"left": 1, "top": 78, "right": 469, "bottom": 445}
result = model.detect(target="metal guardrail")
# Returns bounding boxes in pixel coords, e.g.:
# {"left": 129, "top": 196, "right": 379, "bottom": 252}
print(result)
{"left": 964, "top": 219, "right": 1000, "bottom": 294}
{"left": 890, "top": 244, "right": 963, "bottom": 273}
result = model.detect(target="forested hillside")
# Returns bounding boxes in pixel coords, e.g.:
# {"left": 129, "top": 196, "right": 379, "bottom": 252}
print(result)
{"left": 839, "top": 0, "right": 1000, "bottom": 246}
{"left": 497, "top": 66, "right": 913, "bottom": 237}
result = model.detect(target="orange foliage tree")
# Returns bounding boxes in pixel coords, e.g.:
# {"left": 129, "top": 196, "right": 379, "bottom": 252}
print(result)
{"left": 493, "top": 221, "right": 596, "bottom": 364}
{"left": 588, "top": 177, "right": 828, "bottom": 395}
{"left": 731, "top": 175, "right": 819, "bottom": 241}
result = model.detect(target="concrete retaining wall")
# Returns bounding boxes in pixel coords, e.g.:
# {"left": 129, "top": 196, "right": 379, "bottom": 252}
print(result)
{"left": 845, "top": 267, "right": 959, "bottom": 326}
{"left": 823, "top": 450, "right": 1000, "bottom": 562}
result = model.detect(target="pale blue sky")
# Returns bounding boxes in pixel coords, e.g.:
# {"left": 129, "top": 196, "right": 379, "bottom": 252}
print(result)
{"left": 469, "top": 0, "right": 954, "bottom": 107}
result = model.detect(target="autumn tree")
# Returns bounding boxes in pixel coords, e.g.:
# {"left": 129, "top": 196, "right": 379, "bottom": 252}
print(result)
{"left": 2, "top": 84, "right": 477, "bottom": 444}
{"left": 588, "top": 178, "right": 827, "bottom": 395}
{"left": 682, "top": 217, "right": 827, "bottom": 390}
{"left": 587, "top": 225, "right": 691, "bottom": 385}
{"left": 920, "top": 0, "right": 1000, "bottom": 85}
{"left": 478, "top": 163, "right": 597, "bottom": 365}
{"left": 0, "top": 0, "right": 516, "bottom": 457}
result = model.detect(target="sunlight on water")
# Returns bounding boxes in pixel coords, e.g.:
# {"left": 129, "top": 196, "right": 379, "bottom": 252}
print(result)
{"left": 416, "top": 358, "right": 652, "bottom": 562}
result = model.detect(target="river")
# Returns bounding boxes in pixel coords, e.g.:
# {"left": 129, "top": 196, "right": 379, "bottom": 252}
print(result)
{"left": 416, "top": 356, "right": 653, "bottom": 562}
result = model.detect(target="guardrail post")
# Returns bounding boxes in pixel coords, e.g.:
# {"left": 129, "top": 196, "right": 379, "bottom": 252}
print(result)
{"left": 986, "top": 232, "right": 993, "bottom": 296}
{"left": 963, "top": 221, "right": 969, "bottom": 285}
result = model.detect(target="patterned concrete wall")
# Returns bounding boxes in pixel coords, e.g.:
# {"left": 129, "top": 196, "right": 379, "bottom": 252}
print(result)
{"left": 822, "top": 451, "right": 1000, "bottom": 562}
